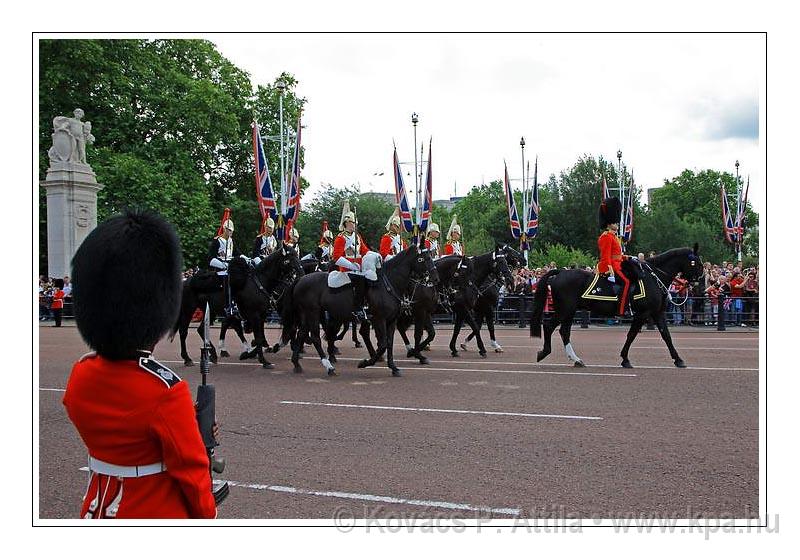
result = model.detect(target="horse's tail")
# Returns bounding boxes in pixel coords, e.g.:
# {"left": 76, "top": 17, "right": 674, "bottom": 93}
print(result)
{"left": 169, "top": 282, "right": 194, "bottom": 342}
{"left": 280, "top": 282, "right": 297, "bottom": 346}
{"left": 530, "top": 269, "right": 560, "bottom": 338}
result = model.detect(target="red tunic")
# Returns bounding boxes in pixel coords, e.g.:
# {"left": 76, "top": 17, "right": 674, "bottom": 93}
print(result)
{"left": 63, "top": 354, "right": 216, "bottom": 519}
{"left": 379, "top": 233, "right": 407, "bottom": 259}
{"left": 331, "top": 232, "right": 370, "bottom": 272}
{"left": 597, "top": 230, "right": 629, "bottom": 314}
{"left": 443, "top": 241, "right": 464, "bottom": 256}
{"left": 51, "top": 289, "right": 65, "bottom": 310}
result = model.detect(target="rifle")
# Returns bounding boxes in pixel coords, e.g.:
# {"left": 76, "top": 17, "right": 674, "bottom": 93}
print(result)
{"left": 196, "top": 302, "right": 230, "bottom": 505}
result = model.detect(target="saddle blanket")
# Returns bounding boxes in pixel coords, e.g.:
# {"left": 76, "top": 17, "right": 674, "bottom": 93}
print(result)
{"left": 327, "top": 251, "right": 381, "bottom": 288}
{"left": 581, "top": 274, "right": 646, "bottom": 302}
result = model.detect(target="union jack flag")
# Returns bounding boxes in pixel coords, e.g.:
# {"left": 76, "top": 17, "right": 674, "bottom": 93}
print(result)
{"left": 418, "top": 139, "right": 433, "bottom": 233}
{"left": 622, "top": 174, "right": 634, "bottom": 243}
{"left": 252, "top": 122, "right": 277, "bottom": 220}
{"left": 283, "top": 115, "right": 302, "bottom": 241}
{"left": 393, "top": 144, "right": 414, "bottom": 232}
{"left": 721, "top": 185, "right": 738, "bottom": 243}
{"left": 736, "top": 176, "right": 750, "bottom": 240}
{"left": 526, "top": 156, "right": 539, "bottom": 239}
{"left": 504, "top": 161, "right": 521, "bottom": 239}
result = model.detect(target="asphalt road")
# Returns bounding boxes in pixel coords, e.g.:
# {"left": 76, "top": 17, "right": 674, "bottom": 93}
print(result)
{"left": 38, "top": 322, "right": 759, "bottom": 521}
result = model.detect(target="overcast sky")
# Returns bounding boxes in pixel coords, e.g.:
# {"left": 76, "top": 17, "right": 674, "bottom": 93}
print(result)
{"left": 212, "top": 33, "right": 764, "bottom": 212}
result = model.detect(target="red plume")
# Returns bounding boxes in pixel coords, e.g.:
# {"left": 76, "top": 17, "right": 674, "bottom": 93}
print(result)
{"left": 215, "top": 208, "right": 231, "bottom": 237}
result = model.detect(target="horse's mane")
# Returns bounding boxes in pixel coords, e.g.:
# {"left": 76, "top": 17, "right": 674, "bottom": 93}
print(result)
{"left": 647, "top": 248, "right": 691, "bottom": 267}
{"left": 435, "top": 255, "right": 465, "bottom": 280}
{"left": 382, "top": 245, "right": 415, "bottom": 274}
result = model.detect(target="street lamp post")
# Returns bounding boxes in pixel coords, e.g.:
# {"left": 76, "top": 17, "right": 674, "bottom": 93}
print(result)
{"left": 617, "top": 149, "right": 624, "bottom": 232}
{"left": 412, "top": 113, "right": 419, "bottom": 225}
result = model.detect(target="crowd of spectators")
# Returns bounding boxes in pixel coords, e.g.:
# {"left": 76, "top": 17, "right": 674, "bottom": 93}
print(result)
{"left": 38, "top": 275, "right": 72, "bottom": 324}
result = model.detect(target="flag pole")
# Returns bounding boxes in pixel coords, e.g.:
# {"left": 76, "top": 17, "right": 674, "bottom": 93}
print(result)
{"left": 277, "top": 80, "right": 287, "bottom": 219}
{"left": 412, "top": 113, "right": 420, "bottom": 226}
{"left": 617, "top": 150, "right": 624, "bottom": 233}
{"left": 735, "top": 159, "right": 742, "bottom": 262}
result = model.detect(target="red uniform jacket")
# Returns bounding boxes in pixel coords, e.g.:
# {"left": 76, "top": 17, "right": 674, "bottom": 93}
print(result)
{"left": 51, "top": 289, "right": 65, "bottom": 310}
{"left": 597, "top": 230, "right": 624, "bottom": 274}
{"left": 332, "top": 232, "right": 370, "bottom": 272}
{"left": 379, "top": 233, "right": 407, "bottom": 259}
{"left": 63, "top": 354, "right": 216, "bottom": 519}
{"left": 443, "top": 241, "right": 464, "bottom": 256}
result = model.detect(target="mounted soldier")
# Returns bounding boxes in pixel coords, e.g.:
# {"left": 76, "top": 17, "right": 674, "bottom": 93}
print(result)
{"left": 424, "top": 222, "right": 441, "bottom": 259}
{"left": 330, "top": 201, "right": 375, "bottom": 321}
{"left": 597, "top": 197, "right": 631, "bottom": 317}
{"left": 379, "top": 208, "right": 407, "bottom": 261}
{"left": 313, "top": 222, "right": 334, "bottom": 268}
{"left": 443, "top": 215, "right": 464, "bottom": 256}
{"left": 251, "top": 215, "right": 277, "bottom": 266}
{"left": 288, "top": 226, "right": 300, "bottom": 251}
{"left": 207, "top": 209, "right": 244, "bottom": 318}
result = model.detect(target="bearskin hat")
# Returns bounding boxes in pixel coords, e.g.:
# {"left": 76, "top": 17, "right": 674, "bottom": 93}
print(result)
{"left": 53, "top": 278, "right": 64, "bottom": 289}
{"left": 71, "top": 209, "right": 183, "bottom": 359}
{"left": 598, "top": 197, "right": 622, "bottom": 229}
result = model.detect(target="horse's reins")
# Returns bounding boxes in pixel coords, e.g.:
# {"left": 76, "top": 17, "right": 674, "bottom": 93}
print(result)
{"left": 250, "top": 259, "right": 299, "bottom": 309}
{"left": 639, "top": 260, "right": 690, "bottom": 306}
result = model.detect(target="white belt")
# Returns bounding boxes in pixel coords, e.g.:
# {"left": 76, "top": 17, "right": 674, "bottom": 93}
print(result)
{"left": 89, "top": 456, "right": 166, "bottom": 478}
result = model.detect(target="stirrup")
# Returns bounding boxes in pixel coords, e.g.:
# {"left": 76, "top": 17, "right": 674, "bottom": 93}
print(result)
{"left": 353, "top": 309, "right": 368, "bottom": 322}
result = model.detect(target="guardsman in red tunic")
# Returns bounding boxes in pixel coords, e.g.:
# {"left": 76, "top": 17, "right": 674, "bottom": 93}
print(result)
{"left": 597, "top": 197, "right": 630, "bottom": 316}
{"left": 63, "top": 210, "right": 217, "bottom": 519}
{"left": 424, "top": 222, "right": 441, "bottom": 259}
{"left": 443, "top": 215, "right": 464, "bottom": 256}
{"left": 50, "top": 278, "right": 65, "bottom": 327}
{"left": 379, "top": 209, "right": 407, "bottom": 261}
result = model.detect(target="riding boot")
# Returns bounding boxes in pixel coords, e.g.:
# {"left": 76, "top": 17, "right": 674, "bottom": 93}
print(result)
{"left": 223, "top": 276, "right": 239, "bottom": 319}
{"left": 350, "top": 274, "right": 368, "bottom": 322}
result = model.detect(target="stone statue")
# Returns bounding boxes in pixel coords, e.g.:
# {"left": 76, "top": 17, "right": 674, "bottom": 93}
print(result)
{"left": 47, "top": 108, "right": 95, "bottom": 165}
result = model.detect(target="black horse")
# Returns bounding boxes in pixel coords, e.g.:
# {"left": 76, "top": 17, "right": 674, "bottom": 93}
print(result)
{"left": 227, "top": 244, "right": 304, "bottom": 367}
{"left": 448, "top": 250, "right": 514, "bottom": 358}
{"left": 281, "top": 243, "right": 439, "bottom": 377}
{"left": 460, "top": 244, "right": 524, "bottom": 353}
{"left": 530, "top": 245, "right": 703, "bottom": 368}
{"left": 396, "top": 254, "right": 473, "bottom": 363}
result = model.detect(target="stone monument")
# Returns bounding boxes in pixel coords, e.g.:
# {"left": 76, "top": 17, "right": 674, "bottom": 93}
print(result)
{"left": 41, "top": 108, "right": 104, "bottom": 279}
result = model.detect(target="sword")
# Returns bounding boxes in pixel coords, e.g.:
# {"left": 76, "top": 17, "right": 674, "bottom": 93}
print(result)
{"left": 196, "top": 302, "right": 229, "bottom": 505}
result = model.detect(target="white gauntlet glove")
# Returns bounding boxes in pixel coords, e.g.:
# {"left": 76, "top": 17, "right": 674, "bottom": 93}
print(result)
{"left": 210, "top": 258, "right": 228, "bottom": 270}
{"left": 608, "top": 274, "right": 615, "bottom": 283}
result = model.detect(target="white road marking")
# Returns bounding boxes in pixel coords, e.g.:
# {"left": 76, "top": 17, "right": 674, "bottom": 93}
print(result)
{"left": 467, "top": 381, "right": 489, "bottom": 386}
{"left": 279, "top": 400, "right": 602, "bottom": 421}
{"left": 39, "top": 387, "right": 65, "bottom": 392}
{"left": 305, "top": 378, "right": 329, "bottom": 383}
{"left": 76, "top": 466, "right": 519, "bottom": 515}
{"left": 440, "top": 381, "right": 458, "bottom": 386}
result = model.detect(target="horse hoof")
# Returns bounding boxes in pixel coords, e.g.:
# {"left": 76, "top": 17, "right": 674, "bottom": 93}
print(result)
{"left": 574, "top": 360, "right": 586, "bottom": 368}
{"left": 210, "top": 354, "right": 218, "bottom": 365}
{"left": 264, "top": 345, "right": 273, "bottom": 353}
{"left": 358, "top": 360, "right": 370, "bottom": 369}
{"left": 451, "top": 351, "right": 459, "bottom": 357}
{"left": 479, "top": 351, "right": 487, "bottom": 358}
{"left": 271, "top": 343, "right": 281, "bottom": 354}
{"left": 329, "top": 354, "right": 337, "bottom": 364}
{"left": 536, "top": 351, "right": 546, "bottom": 362}
{"left": 460, "top": 343, "right": 469, "bottom": 351}
{"left": 239, "top": 350, "right": 253, "bottom": 361}
{"left": 391, "top": 369, "right": 402, "bottom": 377}
{"left": 332, "top": 346, "right": 341, "bottom": 356}
{"left": 327, "top": 368, "right": 337, "bottom": 376}
{"left": 406, "top": 350, "right": 414, "bottom": 358}
{"left": 183, "top": 359, "right": 194, "bottom": 367}
{"left": 421, "top": 345, "right": 431, "bottom": 351}
{"left": 354, "top": 342, "right": 362, "bottom": 348}
{"left": 293, "top": 364, "right": 303, "bottom": 374}
{"left": 494, "top": 347, "right": 504, "bottom": 353}
{"left": 621, "top": 360, "right": 632, "bottom": 369}
{"left": 674, "top": 359, "right": 687, "bottom": 368}
{"left": 262, "top": 361, "right": 274, "bottom": 370}
{"left": 419, "top": 357, "right": 430, "bottom": 365}
{"left": 375, "top": 355, "right": 384, "bottom": 363}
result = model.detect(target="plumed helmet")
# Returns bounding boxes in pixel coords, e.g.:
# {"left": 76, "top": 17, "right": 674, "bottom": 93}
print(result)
{"left": 385, "top": 208, "right": 402, "bottom": 230}
{"left": 322, "top": 229, "right": 334, "bottom": 241}
{"left": 222, "top": 218, "right": 235, "bottom": 232}
{"left": 339, "top": 200, "right": 355, "bottom": 230}
{"left": 598, "top": 197, "right": 622, "bottom": 229}
{"left": 447, "top": 215, "right": 461, "bottom": 239}
{"left": 264, "top": 217, "right": 275, "bottom": 230}
{"left": 428, "top": 222, "right": 440, "bottom": 234}
{"left": 71, "top": 209, "right": 183, "bottom": 360}
{"left": 291, "top": 227, "right": 300, "bottom": 241}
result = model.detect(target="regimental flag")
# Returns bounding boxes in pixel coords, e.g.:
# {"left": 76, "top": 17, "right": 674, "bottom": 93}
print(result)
{"left": 252, "top": 122, "right": 277, "bottom": 220}
{"left": 601, "top": 174, "right": 610, "bottom": 201}
{"left": 503, "top": 161, "right": 522, "bottom": 239}
{"left": 418, "top": 138, "right": 433, "bottom": 233}
{"left": 393, "top": 143, "right": 414, "bottom": 232}
{"left": 215, "top": 207, "right": 231, "bottom": 237}
{"left": 283, "top": 115, "right": 303, "bottom": 241}
{"left": 622, "top": 173, "right": 634, "bottom": 243}
{"left": 737, "top": 176, "right": 750, "bottom": 241}
{"left": 526, "top": 156, "right": 540, "bottom": 240}
{"left": 721, "top": 185, "right": 738, "bottom": 243}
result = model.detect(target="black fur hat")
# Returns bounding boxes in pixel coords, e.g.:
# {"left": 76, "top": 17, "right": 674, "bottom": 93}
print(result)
{"left": 53, "top": 278, "right": 64, "bottom": 289}
{"left": 598, "top": 197, "right": 622, "bottom": 229}
{"left": 71, "top": 209, "right": 183, "bottom": 359}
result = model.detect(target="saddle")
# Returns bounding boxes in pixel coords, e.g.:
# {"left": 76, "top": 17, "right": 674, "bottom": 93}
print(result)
{"left": 189, "top": 270, "right": 223, "bottom": 293}
{"left": 581, "top": 273, "right": 646, "bottom": 302}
